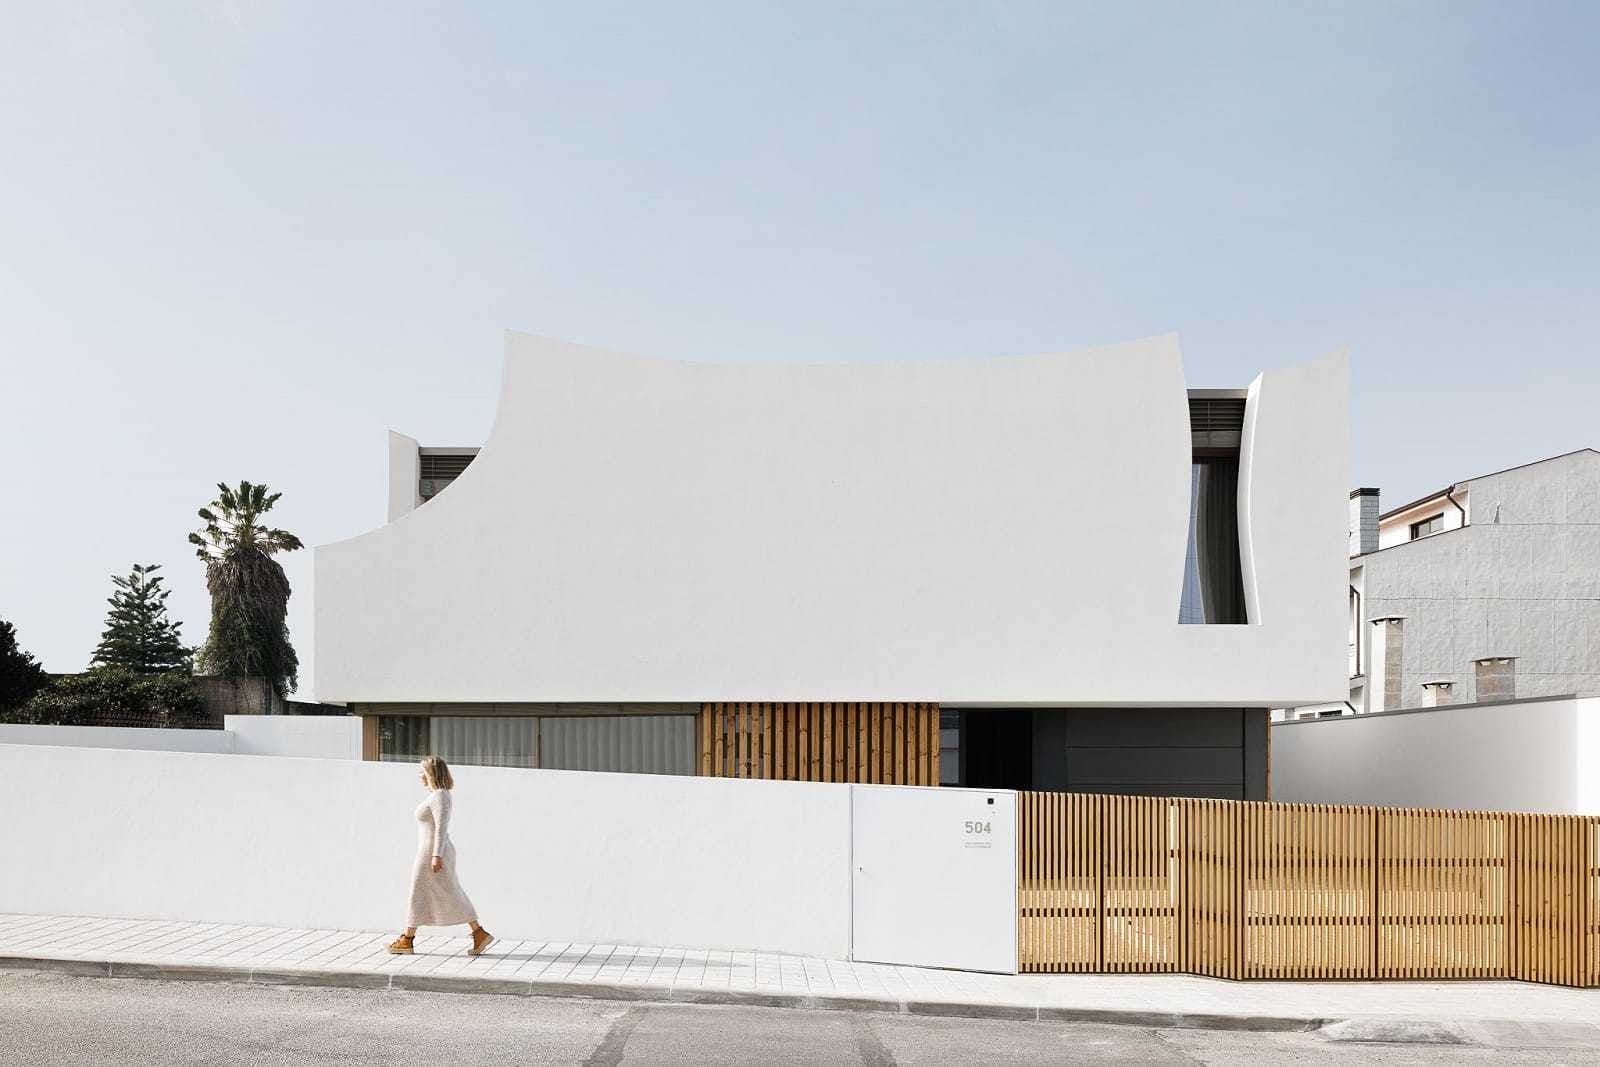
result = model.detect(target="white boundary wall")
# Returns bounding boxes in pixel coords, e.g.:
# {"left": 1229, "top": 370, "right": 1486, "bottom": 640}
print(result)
{"left": 226, "top": 716, "right": 363, "bottom": 759}
{"left": 0, "top": 724, "right": 232, "bottom": 753}
{"left": 0, "top": 745, "right": 1020, "bottom": 966}
{"left": 0, "top": 717, "right": 361, "bottom": 761}
{"left": 1272, "top": 696, "right": 1600, "bottom": 815}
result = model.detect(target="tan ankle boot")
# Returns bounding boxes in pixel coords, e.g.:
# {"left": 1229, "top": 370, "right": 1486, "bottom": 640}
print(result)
{"left": 469, "top": 928, "right": 495, "bottom": 956}
{"left": 387, "top": 934, "right": 415, "bottom": 955}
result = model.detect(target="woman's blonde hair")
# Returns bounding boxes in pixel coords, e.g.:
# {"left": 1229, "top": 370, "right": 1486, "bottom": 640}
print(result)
{"left": 421, "top": 755, "right": 454, "bottom": 790}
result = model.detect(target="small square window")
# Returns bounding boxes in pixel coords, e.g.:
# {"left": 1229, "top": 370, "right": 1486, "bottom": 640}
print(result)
{"left": 1409, "top": 513, "right": 1445, "bottom": 540}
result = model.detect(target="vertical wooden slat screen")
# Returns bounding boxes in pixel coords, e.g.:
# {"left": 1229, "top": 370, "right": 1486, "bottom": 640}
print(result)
{"left": 1017, "top": 794, "right": 1600, "bottom": 989}
{"left": 1181, "top": 798, "right": 1239, "bottom": 978}
{"left": 698, "top": 703, "right": 939, "bottom": 785}
{"left": 1378, "top": 808, "right": 1504, "bottom": 979}
{"left": 1018, "top": 792, "right": 1102, "bottom": 972}
{"left": 1243, "top": 803, "right": 1373, "bottom": 978}
{"left": 1586, "top": 816, "right": 1600, "bottom": 988}
{"left": 1508, "top": 813, "right": 1592, "bottom": 987}
{"left": 1103, "top": 795, "right": 1179, "bottom": 972}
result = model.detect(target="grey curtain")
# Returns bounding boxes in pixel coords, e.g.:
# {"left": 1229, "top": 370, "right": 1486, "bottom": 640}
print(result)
{"left": 539, "top": 715, "right": 695, "bottom": 775}
{"left": 431, "top": 717, "right": 537, "bottom": 768}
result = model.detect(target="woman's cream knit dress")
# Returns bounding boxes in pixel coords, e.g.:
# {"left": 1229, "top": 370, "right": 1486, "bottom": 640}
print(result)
{"left": 406, "top": 789, "right": 478, "bottom": 928}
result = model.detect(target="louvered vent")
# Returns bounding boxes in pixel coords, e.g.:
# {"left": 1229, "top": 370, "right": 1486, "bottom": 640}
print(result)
{"left": 1188, "top": 395, "right": 1246, "bottom": 453}
{"left": 418, "top": 452, "right": 477, "bottom": 500}
{"left": 420, "top": 454, "right": 475, "bottom": 480}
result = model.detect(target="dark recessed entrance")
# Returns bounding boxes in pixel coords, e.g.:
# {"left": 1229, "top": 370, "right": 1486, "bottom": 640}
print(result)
{"left": 954, "top": 708, "right": 1269, "bottom": 799}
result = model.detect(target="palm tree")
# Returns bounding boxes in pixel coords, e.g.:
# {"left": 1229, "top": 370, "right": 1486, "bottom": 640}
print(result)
{"left": 189, "top": 481, "right": 304, "bottom": 695}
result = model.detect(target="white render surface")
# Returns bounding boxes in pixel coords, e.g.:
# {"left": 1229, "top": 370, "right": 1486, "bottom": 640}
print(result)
{"left": 4, "top": 912, "right": 1597, "bottom": 1027}
{"left": 1354, "top": 449, "right": 1600, "bottom": 709}
{"left": 317, "top": 333, "right": 1350, "bottom": 707}
{"left": 3, "top": 744, "right": 1015, "bottom": 964}
{"left": 851, "top": 786, "right": 1016, "bottom": 974}
{"left": 0, "top": 723, "right": 232, "bottom": 753}
{"left": 385, "top": 431, "right": 420, "bottom": 523}
{"left": 1272, "top": 695, "right": 1600, "bottom": 815}
{"left": 224, "top": 715, "right": 363, "bottom": 759}
{"left": 0, "top": 717, "right": 361, "bottom": 760}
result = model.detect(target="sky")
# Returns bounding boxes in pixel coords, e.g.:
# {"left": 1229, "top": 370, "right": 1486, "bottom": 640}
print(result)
{"left": 2, "top": 2, "right": 1597, "bottom": 693}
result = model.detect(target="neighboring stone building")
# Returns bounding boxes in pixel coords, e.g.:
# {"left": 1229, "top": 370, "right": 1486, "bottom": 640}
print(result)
{"left": 1299, "top": 449, "right": 1600, "bottom": 719}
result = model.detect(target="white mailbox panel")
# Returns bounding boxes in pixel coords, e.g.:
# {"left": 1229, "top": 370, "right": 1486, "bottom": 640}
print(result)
{"left": 850, "top": 784, "right": 1017, "bottom": 973}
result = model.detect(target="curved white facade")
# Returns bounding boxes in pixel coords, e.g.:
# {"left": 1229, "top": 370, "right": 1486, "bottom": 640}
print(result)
{"left": 316, "top": 332, "right": 1348, "bottom": 707}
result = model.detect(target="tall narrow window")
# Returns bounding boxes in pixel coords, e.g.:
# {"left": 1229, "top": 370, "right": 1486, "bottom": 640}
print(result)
{"left": 1178, "top": 458, "right": 1247, "bottom": 624}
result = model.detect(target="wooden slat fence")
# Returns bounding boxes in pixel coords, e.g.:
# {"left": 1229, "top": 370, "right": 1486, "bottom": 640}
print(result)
{"left": 1019, "top": 792, "right": 1600, "bottom": 988}
{"left": 698, "top": 703, "right": 939, "bottom": 785}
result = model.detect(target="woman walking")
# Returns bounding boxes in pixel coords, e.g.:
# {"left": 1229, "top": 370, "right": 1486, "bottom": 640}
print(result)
{"left": 388, "top": 756, "right": 495, "bottom": 956}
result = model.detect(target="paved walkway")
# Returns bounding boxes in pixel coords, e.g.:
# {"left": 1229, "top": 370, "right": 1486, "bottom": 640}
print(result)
{"left": 3, "top": 913, "right": 1596, "bottom": 1033}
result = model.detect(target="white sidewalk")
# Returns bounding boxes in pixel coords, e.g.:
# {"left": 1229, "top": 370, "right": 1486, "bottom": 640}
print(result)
{"left": 2, "top": 912, "right": 1597, "bottom": 1034}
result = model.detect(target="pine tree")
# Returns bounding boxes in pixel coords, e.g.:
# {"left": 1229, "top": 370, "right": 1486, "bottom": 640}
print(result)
{"left": 91, "top": 564, "right": 192, "bottom": 674}
{"left": 0, "top": 618, "right": 49, "bottom": 714}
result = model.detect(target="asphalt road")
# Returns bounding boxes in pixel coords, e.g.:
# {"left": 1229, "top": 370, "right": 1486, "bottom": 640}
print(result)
{"left": 0, "top": 968, "right": 1591, "bottom": 1065}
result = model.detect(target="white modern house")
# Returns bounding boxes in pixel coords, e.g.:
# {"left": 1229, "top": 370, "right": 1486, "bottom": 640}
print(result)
{"left": 1333, "top": 448, "right": 1600, "bottom": 716}
{"left": 315, "top": 332, "right": 1349, "bottom": 799}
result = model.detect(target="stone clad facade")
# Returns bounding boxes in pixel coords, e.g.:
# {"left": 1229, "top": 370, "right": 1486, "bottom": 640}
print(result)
{"left": 1349, "top": 449, "right": 1600, "bottom": 712}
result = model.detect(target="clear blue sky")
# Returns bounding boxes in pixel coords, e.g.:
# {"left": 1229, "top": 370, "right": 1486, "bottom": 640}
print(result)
{"left": 3, "top": 2, "right": 1597, "bottom": 689}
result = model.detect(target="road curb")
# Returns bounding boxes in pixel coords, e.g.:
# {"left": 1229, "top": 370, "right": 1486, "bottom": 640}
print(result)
{"left": 0, "top": 954, "right": 1326, "bottom": 1032}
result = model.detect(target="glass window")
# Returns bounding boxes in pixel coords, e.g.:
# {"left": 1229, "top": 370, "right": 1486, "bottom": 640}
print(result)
{"left": 378, "top": 715, "right": 535, "bottom": 768}
{"left": 939, "top": 710, "right": 961, "bottom": 786}
{"left": 377, "top": 716, "right": 429, "bottom": 763}
{"left": 1410, "top": 513, "right": 1444, "bottom": 540}
{"left": 539, "top": 715, "right": 695, "bottom": 775}
{"left": 432, "top": 716, "right": 536, "bottom": 768}
{"left": 1179, "top": 459, "right": 1247, "bottom": 624}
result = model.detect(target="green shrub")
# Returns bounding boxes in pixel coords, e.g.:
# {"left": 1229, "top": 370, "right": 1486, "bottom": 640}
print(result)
{"left": 10, "top": 669, "right": 210, "bottom": 728}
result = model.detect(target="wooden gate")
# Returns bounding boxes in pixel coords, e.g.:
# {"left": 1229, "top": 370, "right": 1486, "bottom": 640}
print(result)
{"left": 1018, "top": 792, "right": 1599, "bottom": 988}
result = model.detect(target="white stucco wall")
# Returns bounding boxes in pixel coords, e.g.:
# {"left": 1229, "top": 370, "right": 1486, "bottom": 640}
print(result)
{"left": 1271, "top": 695, "right": 1600, "bottom": 814}
{"left": 1357, "top": 450, "right": 1600, "bottom": 708}
{"left": 386, "top": 430, "right": 420, "bottom": 523}
{"left": 317, "top": 333, "right": 1349, "bottom": 708}
{"left": 0, "top": 746, "right": 855, "bottom": 959}
{"left": 0, "top": 723, "right": 233, "bottom": 753}
{"left": 0, "top": 717, "right": 362, "bottom": 760}
{"left": 224, "top": 715, "right": 363, "bottom": 759}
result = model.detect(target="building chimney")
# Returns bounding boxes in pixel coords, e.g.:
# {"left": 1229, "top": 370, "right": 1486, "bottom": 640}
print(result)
{"left": 1420, "top": 679, "right": 1455, "bottom": 708}
{"left": 1350, "top": 488, "right": 1380, "bottom": 557}
{"left": 1474, "top": 657, "right": 1517, "bottom": 703}
{"left": 1369, "top": 616, "right": 1406, "bottom": 711}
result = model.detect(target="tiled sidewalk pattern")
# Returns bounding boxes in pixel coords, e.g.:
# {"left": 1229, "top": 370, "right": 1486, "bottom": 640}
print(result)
{"left": 3, "top": 913, "right": 1598, "bottom": 1028}
{"left": 0, "top": 913, "right": 975, "bottom": 1002}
